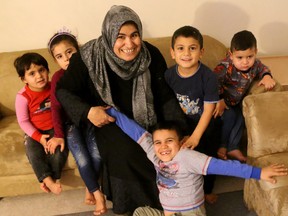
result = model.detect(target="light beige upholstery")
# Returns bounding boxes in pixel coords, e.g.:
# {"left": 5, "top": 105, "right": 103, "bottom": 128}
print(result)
{"left": 243, "top": 91, "right": 288, "bottom": 216}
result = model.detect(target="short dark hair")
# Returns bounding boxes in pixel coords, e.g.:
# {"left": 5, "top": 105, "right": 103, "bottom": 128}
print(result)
{"left": 48, "top": 33, "right": 79, "bottom": 56}
{"left": 151, "top": 121, "right": 184, "bottom": 141}
{"left": 230, "top": 30, "right": 257, "bottom": 52}
{"left": 171, "top": 26, "right": 203, "bottom": 49}
{"left": 14, "top": 53, "right": 49, "bottom": 78}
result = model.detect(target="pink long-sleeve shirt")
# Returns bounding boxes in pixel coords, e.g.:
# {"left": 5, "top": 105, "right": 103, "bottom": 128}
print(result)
{"left": 15, "top": 83, "right": 53, "bottom": 143}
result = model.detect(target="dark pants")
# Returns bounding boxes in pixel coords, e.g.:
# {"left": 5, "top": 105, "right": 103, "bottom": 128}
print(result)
{"left": 25, "top": 129, "right": 69, "bottom": 182}
{"left": 221, "top": 104, "right": 244, "bottom": 152}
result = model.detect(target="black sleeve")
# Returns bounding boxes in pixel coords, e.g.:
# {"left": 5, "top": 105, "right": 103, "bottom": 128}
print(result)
{"left": 56, "top": 53, "right": 95, "bottom": 127}
{"left": 145, "top": 42, "right": 189, "bottom": 133}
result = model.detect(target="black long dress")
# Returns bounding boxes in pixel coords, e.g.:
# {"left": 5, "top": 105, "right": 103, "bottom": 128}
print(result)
{"left": 56, "top": 42, "right": 188, "bottom": 214}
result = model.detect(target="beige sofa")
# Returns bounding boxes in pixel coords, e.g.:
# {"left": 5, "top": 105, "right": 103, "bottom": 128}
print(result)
{"left": 243, "top": 91, "right": 288, "bottom": 216}
{"left": 0, "top": 35, "right": 287, "bottom": 198}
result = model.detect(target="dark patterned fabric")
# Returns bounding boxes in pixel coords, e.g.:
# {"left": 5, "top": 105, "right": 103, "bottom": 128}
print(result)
{"left": 214, "top": 56, "right": 271, "bottom": 106}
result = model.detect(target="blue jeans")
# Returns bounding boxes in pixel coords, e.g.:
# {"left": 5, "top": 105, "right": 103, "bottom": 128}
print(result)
{"left": 221, "top": 104, "right": 244, "bottom": 152}
{"left": 66, "top": 123, "right": 101, "bottom": 193}
{"left": 25, "top": 129, "right": 69, "bottom": 182}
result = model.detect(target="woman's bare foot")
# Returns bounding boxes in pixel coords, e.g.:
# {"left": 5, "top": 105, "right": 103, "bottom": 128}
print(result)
{"left": 227, "top": 149, "right": 247, "bottom": 162}
{"left": 205, "top": 193, "right": 218, "bottom": 204}
{"left": 93, "top": 190, "right": 107, "bottom": 215}
{"left": 85, "top": 187, "right": 96, "bottom": 205}
{"left": 43, "top": 177, "right": 62, "bottom": 195}
{"left": 40, "top": 183, "right": 50, "bottom": 193}
{"left": 217, "top": 147, "right": 227, "bottom": 160}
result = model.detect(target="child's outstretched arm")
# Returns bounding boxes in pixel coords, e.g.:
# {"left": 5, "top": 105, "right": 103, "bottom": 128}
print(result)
{"left": 206, "top": 158, "right": 287, "bottom": 183}
{"left": 106, "top": 107, "right": 154, "bottom": 155}
{"left": 260, "top": 164, "right": 288, "bottom": 184}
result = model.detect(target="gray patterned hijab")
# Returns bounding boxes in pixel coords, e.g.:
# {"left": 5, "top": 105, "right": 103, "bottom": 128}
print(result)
{"left": 80, "top": 5, "right": 156, "bottom": 128}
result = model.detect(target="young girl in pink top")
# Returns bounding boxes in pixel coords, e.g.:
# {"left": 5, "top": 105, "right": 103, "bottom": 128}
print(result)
{"left": 14, "top": 52, "right": 69, "bottom": 195}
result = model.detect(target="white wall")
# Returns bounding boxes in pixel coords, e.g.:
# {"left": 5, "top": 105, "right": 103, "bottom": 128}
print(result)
{"left": 1, "top": 0, "right": 288, "bottom": 56}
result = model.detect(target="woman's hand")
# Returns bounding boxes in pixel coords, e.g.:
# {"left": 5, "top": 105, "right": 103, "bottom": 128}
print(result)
{"left": 88, "top": 106, "right": 115, "bottom": 127}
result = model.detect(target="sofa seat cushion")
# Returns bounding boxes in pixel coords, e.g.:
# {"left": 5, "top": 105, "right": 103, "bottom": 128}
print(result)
{"left": 244, "top": 178, "right": 288, "bottom": 216}
{"left": 0, "top": 115, "right": 77, "bottom": 177}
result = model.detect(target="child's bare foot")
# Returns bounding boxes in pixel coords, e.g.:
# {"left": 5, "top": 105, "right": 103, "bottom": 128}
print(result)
{"left": 205, "top": 193, "right": 218, "bottom": 204}
{"left": 217, "top": 147, "right": 227, "bottom": 160}
{"left": 43, "top": 177, "right": 62, "bottom": 195}
{"left": 85, "top": 187, "right": 96, "bottom": 205}
{"left": 227, "top": 149, "right": 247, "bottom": 162}
{"left": 93, "top": 190, "right": 107, "bottom": 215}
{"left": 40, "top": 183, "right": 50, "bottom": 193}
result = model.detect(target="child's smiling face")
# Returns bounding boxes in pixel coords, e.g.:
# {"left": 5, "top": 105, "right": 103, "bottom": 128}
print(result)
{"left": 153, "top": 129, "right": 181, "bottom": 162}
{"left": 170, "top": 36, "right": 204, "bottom": 76}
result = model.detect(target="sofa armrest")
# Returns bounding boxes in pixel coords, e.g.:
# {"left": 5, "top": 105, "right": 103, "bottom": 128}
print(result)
{"left": 242, "top": 91, "right": 288, "bottom": 158}
{"left": 247, "top": 79, "right": 283, "bottom": 95}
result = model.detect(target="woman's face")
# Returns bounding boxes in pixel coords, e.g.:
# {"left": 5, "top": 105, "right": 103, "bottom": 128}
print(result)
{"left": 113, "top": 23, "right": 141, "bottom": 61}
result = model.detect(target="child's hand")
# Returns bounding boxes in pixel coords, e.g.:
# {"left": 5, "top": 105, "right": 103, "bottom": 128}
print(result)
{"left": 40, "top": 134, "right": 50, "bottom": 154}
{"left": 260, "top": 164, "right": 288, "bottom": 184}
{"left": 47, "top": 137, "right": 65, "bottom": 154}
{"left": 181, "top": 134, "right": 200, "bottom": 149}
{"left": 213, "top": 99, "right": 228, "bottom": 118}
{"left": 258, "top": 75, "right": 276, "bottom": 90}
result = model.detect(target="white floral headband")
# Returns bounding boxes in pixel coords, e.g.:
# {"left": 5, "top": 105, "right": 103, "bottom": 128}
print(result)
{"left": 48, "top": 27, "right": 77, "bottom": 51}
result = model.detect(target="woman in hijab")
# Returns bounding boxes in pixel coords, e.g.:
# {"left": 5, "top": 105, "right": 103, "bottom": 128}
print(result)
{"left": 56, "top": 5, "right": 187, "bottom": 215}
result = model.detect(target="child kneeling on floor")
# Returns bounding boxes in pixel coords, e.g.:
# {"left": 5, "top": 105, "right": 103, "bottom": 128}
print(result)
{"left": 104, "top": 108, "right": 287, "bottom": 216}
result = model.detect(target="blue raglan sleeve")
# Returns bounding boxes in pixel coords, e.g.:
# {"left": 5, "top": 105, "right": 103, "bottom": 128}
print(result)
{"left": 207, "top": 158, "right": 261, "bottom": 179}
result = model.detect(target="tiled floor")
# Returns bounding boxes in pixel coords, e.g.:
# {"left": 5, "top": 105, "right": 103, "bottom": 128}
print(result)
{"left": 0, "top": 176, "right": 245, "bottom": 216}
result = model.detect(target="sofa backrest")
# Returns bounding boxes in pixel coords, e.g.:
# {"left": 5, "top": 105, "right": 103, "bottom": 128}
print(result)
{"left": 0, "top": 35, "right": 227, "bottom": 117}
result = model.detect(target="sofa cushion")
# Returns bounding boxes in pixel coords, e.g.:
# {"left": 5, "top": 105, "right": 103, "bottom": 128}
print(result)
{"left": 243, "top": 91, "right": 288, "bottom": 158}
{"left": 0, "top": 116, "right": 77, "bottom": 177}
{"left": 244, "top": 179, "right": 288, "bottom": 216}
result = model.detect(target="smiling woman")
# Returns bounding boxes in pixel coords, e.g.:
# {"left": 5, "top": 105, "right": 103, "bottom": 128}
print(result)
{"left": 55, "top": 5, "right": 187, "bottom": 215}
{"left": 113, "top": 21, "right": 142, "bottom": 61}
